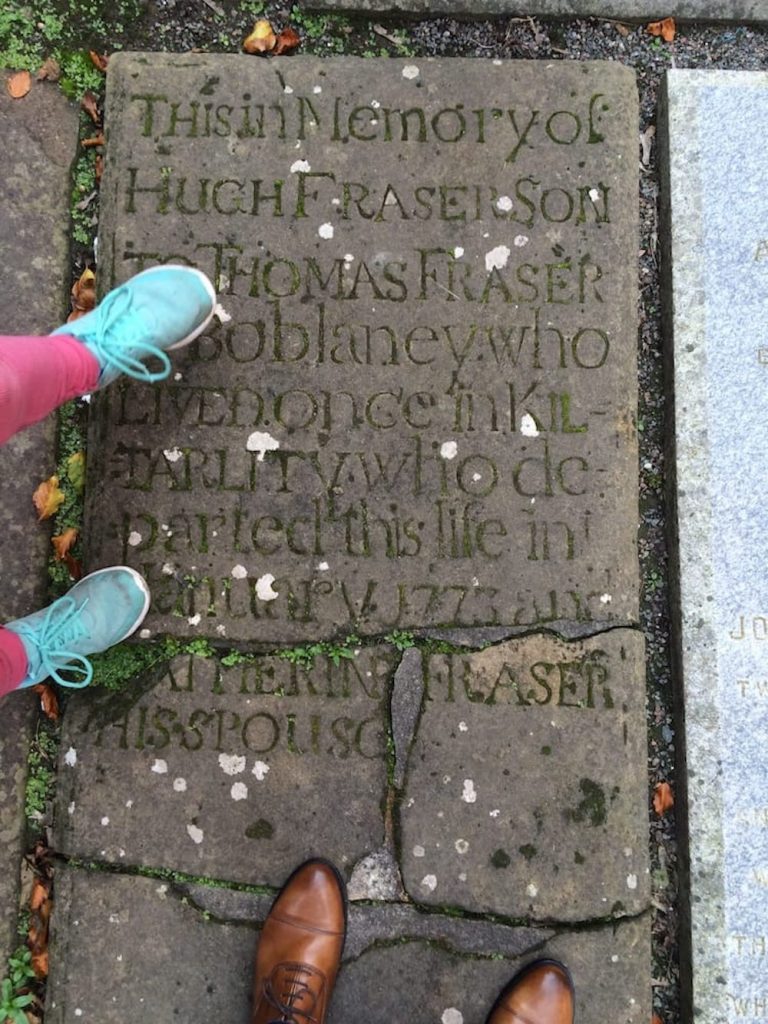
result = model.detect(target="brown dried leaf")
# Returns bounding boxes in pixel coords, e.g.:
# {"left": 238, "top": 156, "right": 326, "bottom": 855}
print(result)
{"left": 95, "top": 153, "right": 104, "bottom": 183}
{"left": 32, "top": 475, "right": 64, "bottom": 521}
{"left": 647, "top": 16, "right": 676, "bottom": 41}
{"left": 88, "top": 50, "right": 109, "bottom": 73}
{"left": 31, "top": 949, "right": 49, "bottom": 978}
{"left": 82, "top": 132, "right": 105, "bottom": 147}
{"left": 653, "top": 781, "right": 674, "bottom": 816}
{"left": 273, "top": 26, "right": 301, "bottom": 55}
{"left": 52, "top": 527, "right": 78, "bottom": 561}
{"left": 63, "top": 554, "right": 83, "bottom": 581}
{"left": 29, "top": 878, "right": 50, "bottom": 912}
{"left": 614, "top": 22, "right": 630, "bottom": 36}
{"left": 243, "top": 18, "right": 277, "bottom": 53}
{"left": 81, "top": 90, "right": 101, "bottom": 124}
{"left": 36, "top": 57, "right": 61, "bottom": 82}
{"left": 652, "top": 1015, "right": 663, "bottom": 1024}
{"left": 32, "top": 684, "right": 60, "bottom": 721}
{"left": 7, "top": 70, "right": 32, "bottom": 99}
{"left": 68, "top": 268, "right": 96, "bottom": 322}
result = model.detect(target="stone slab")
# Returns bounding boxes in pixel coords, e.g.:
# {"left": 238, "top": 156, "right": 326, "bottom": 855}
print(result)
{"left": 399, "top": 631, "right": 649, "bottom": 920}
{"left": 54, "top": 649, "right": 396, "bottom": 883}
{"left": 88, "top": 54, "right": 639, "bottom": 643}
{"left": 308, "top": 0, "right": 768, "bottom": 21}
{"left": 660, "top": 69, "right": 768, "bottom": 1024}
{"left": 47, "top": 865, "right": 650, "bottom": 1024}
{"left": 0, "top": 72, "right": 78, "bottom": 963}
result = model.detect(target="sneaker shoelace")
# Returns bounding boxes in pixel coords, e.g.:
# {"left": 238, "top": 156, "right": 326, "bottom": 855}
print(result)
{"left": 85, "top": 284, "right": 172, "bottom": 383}
{"left": 15, "top": 596, "right": 93, "bottom": 689}
{"left": 264, "top": 966, "right": 321, "bottom": 1024}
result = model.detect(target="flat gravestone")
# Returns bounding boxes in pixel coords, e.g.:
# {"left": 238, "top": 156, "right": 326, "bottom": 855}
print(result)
{"left": 0, "top": 73, "right": 78, "bottom": 965}
{"left": 54, "top": 648, "right": 396, "bottom": 882}
{"left": 47, "top": 866, "right": 650, "bottom": 1024}
{"left": 399, "top": 631, "right": 649, "bottom": 920}
{"left": 88, "top": 55, "right": 639, "bottom": 643}
{"left": 308, "top": 0, "right": 768, "bottom": 22}
{"left": 661, "top": 70, "right": 768, "bottom": 1024}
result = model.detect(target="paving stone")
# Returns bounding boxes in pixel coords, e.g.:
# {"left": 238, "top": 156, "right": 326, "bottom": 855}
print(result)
{"left": 88, "top": 54, "right": 639, "bottom": 643}
{"left": 308, "top": 0, "right": 768, "bottom": 22}
{"left": 47, "top": 865, "right": 650, "bottom": 1024}
{"left": 399, "top": 631, "right": 649, "bottom": 920}
{"left": 0, "top": 72, "right": 78, "bottom": 963}
{"left": 660, "top": 69, "right": 768, "bottom": 1024}
{"left": 53, "top": 649, "right": 396, "bottom": 883}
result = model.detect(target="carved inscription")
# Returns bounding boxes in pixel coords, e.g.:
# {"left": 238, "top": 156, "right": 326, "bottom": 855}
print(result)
{"left": 90, "top": 57, "right": 639, "bottom": 640}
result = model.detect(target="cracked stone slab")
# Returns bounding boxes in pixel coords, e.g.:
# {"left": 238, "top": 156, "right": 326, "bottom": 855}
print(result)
{"left": 53, "top": 649, "right": 395, "bottom": 883}
{"left": 0, "top": 71, "right": 78, "bottom": 964}
{"left": 88, "top": 54, "right": 638, "bottom": 642}
{"left": 47, "top": 865, "right": 649, "bottom": 1024}
{"left": 399, "top": 631, "right": 649, "bottom": 920}
{"left": 660, "top": 69, "right": 768, "bottom": 1024}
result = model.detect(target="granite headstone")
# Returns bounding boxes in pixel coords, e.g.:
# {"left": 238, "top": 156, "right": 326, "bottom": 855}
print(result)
{"left": 661, "top": 68, "right": 768, "bottom": 1024}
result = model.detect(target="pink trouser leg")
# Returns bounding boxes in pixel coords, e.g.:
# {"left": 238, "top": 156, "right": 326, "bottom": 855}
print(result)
{"left": 0, "top": 627, "right": 28, "bottom": 697}
{"left": 0, "top": 334, "right": 100, "bottom": 446}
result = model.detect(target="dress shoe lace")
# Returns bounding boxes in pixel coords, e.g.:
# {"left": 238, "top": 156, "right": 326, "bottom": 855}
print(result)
{"left": 263, "top": 964, "right": 322, "bottom": 1024}
{"left": 84, "top": 285, "right": 172, "bottom": 383}
{"left": 13, "top": 596, "right": 93, "bottom": 688}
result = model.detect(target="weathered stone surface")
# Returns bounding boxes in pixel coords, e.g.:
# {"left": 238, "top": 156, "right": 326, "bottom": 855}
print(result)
{"left": 309, "top": 0, "right": 768, "bottom": 23}
{"left": 54, "top": 649, "right": 395, "bottom": 882}
{"left": 661, "top": 69, "right": 768, "bottom": 1024}
{"left": 47, "top": 865, "right": 650, "bottom": 1024}
{"left": 0, "top": 72, "right": 78, "bottom": 963}
{"left": 399, "top": 631, "right": 649, "bottom": 919}
{"left": 88, "top": 55, "right": 639, "bottom": 643}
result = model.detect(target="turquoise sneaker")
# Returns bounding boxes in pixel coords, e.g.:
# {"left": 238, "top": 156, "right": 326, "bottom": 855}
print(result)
{"left": 52, "top": 265, "right": 216, "bottom": 387}
{"left": 5, "top": 567, "right": 150, "bottom": 689}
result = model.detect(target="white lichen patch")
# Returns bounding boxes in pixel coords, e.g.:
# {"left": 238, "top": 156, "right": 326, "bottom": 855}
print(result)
{"left": 453, "top": 246, "right": 464, "bottom": 258}
{"left": 626, "top": 873, "right": 638, "bottom": 890}
{"left": 600, "top": 593, "right": 612, "bottom": 604}
{"left": 246, "top": 430, "right": 280, "bottom": 461}
{"left": 231, "top": 781, "right": 248, "bottom": 801}
{"left": 163, "top": 447, "right": 182, "bottom": 462}
{"left": 489, "top": 808, "right": 500, "bottom": 818}
{"left": 402, "top": 65, "right": 420, "bottom": 79}
{"left": 485, "top": 245, "right": 510, "bottom": 272}
{"left": 68, "top": 801, "right": 76, "bottom": 815}
{"left": 526, "top": 882, "right": 539, "bottom": 897}
{"left": 218, "top": 753, "right": 246, "bottom": 775}
{"left": 284, "top": 85, "right": 293, "bottom": 94}
{"left": 290, "top": 158, "right": 311, "bottom": 173}
{"left": 101, "top": 816, "right": 109, "bottom": 826}
{"left": 162, "top": 562, "right": 175, "bottom": 576}
{"left": 458, "top": 721, "right": 468, "bottom": 732}
{"left": 442, "top": 1009, "right": 464, "bottom": 1024}
{"left": 213, "top": 303, "right": 232, "bottom": 324}
{"left": 313, "top": 85, "right": 322, "bottom": 94}
{"left": 413, "top": 845, "right": 426, "bottom": 858}
{"left": 252, "top": 761, "right": 270, "bottom": 780}
{"left": 216, "top": 624, "right": 227, "bottom": 636}
{"left": 496, "top": 195, "right": 513, "bottom": 212}
{"left": 589, "top": 187, "right": 601, "bottom": 202}
{"left": 231, "top": 564, "right": 248, "bottom": 579}
{"left": 256, "top": 573, "right": 279, "bottom": 601}
{"left": 420, "top": 874, "right": 437, "bottom": 892}
{"left": 186, "top": 824, "right": 204, "bottom": 845}
{"left": 127, "top": 531, "right": 142, "bottom": 546}
{"left": 126, "top": 799, "right": 133, "bottom": 809}
{"left": 514, "top": 234, "right": 529, "bottom": 247}
{"left": 317, "top": 561, "right": 330, "bottom": 571}
{"left": 139, "top": 628, "right": 151, "bottom": 640}
{"left": 187, "top": 614, "right": 201, "bottom": 626}
{"left": 151, "top": 759, "right": 168, "bottom": 774}
{"left": 520, "top": 414, "right": 540, "bottom": 437}
{"left": 454, "top": 839, "right": 469, "bottom": 855}
{"left": 440, "top": 440, "right": 458, "bottom": 460}
{"left": 62, "top": 746, "right": 77, "bottom": 767}
{"left": 461, "top": 779, "right": 477, "bottom": 803}
{"left": 173, "top": 778, "right": 187, "bottom": 793}
{"left": 318, "top": 222, "right": 334, "bottom": 239}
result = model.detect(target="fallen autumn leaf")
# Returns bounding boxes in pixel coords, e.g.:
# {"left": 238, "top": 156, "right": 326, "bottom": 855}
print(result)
{"left": 80, "top": 90, "right": 101, "bottom": 124}
{"left": 51, "top": 527, "right": 78, "bottom": 561}
{"left": 647, "top": 17, "right": 676, "bottom": 42}
{"left": 32, "top": 684, "right": 60, "bottom": 721}
{"left": 32, "top": 476, "right": 65, "bottom": 521}
{"left": 88, "top": 50, "right": 109, "bottom": 73}
{"left": 653, "top": 781, "right": 674, "bottom": 816}
{"left": 274, "top": 27, "right": 301, "bottom": 55}
{"left": 7, "top": 70, "right": 32, "bottom": 99}
{"left": 36, "top": 57, "right": 61, "bottom": 82}
{"left": 243, "top": 18, "right": 277, "bottom": 53}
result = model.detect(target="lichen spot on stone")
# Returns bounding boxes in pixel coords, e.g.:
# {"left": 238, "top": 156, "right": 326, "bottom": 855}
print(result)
{"left": 231, "top": 782, "right": 248, "bottom": 801}
{"left": 461, "top": 779, "right": 477, "bottom": 803}
{"left": 256, "top": 573, "right": 279, "bottom": 601}
{"left": 246, "top": 430, "right": 280, "bottom": 461}
{"left": 485, "top": 245, "right": 510, "bottom": 272}
{"left": 402, "top": 65, "right": 420, "bottom": 80}
{"left": 290, "top": 159, "right": 311, "bottom": 173}
{"left": 442, "top": 1010, "right": 464, "bottom": 1024}
{"left": 440, "top": 440, "right": 458, "bottom": 460}
{"left": 218, "top": 753, "right": 246, "bottom": 775}
{"left": 421, "top": 874, "right": 437, "bottom": 892}
{"left": 231, "top": 564, "right": 248, "bottom": 579}
{"left": 151, "top": 759, "right": 167, "bottom": 774}
{"left": 318, "top": 222, "right": 334, "bottom": 239}
{"left": 186, "top": 824, "right": 204, "bottom": 845}
{"left": 64, "top": 747, "right": 77, "bottom": 767}
{"left": 520, "top": 414, "right": 539, "bottom": 437}
{"left": 413, "top": 844, "right": 426, "bottom": 858}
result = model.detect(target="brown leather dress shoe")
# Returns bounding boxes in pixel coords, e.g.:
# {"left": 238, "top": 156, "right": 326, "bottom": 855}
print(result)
{"left": 486, "top": 959, "right": 575, "bottom": 1024}
{"left": 252, "top": 859, "right": 346, "bottom": 1024}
